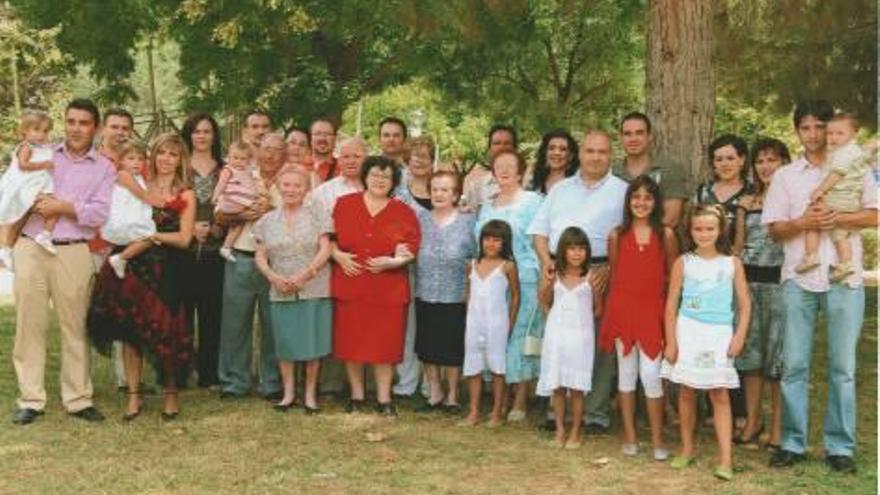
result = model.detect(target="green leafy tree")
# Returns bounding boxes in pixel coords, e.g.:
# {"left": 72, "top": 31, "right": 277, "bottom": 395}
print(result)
{"left": 716, "top": 0, "right": 877, "bottom": 130}
{"left": 0, "top": 3, "right": 75, "bottom": 152}
{"left": 339, "top": 78, "right": 492, "bottom": 168}
{"left": 11, "top": 0, "right": 447, "bottom": 126}
{"left": 428, "top": 0, "right": 645, "bottom": 135}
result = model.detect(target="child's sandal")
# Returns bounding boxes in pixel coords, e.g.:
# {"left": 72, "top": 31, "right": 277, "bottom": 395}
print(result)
{"left": 670, "top": 455, "right": 695, "bottom": 469}
{"left": 713, "top": 466, "right": 733, "bottom": 481}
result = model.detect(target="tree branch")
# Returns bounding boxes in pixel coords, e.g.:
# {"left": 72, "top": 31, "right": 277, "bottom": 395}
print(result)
{"left": 570, "top": 79, "right": 612, "bottom": 108}
{"left": 544, "top": 39, "right": 562, "bottom": 93}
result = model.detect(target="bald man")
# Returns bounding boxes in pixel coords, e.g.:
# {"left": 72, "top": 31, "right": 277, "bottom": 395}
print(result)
{"left": 528, "top": 130, "right": 628, "bottom": 433}
{"left": 309, "top": 137, "right": 368, "bottom": 212}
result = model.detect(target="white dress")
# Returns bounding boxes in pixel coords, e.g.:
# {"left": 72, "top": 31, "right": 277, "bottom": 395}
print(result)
{"left": 0, "top": 144, "right": 54, "bottom": 225}
{"left": 660, "top": 254, "right": 740, "bottom": 389}
{"left": 101, "top": 174, "right": 157, "bottom": 245}
{"left": 536, "top": 277, "right": 595, "bottom": 396}
{"left": 462, "top": 261, "right": 510, "bottom": 376}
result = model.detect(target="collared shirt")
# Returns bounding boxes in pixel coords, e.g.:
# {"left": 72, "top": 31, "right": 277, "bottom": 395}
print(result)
{"left": 308, "top": 176, "right": 362, "bottom": 213}
{"left": 252, "top": 202, "right": 334, "bottom": 301}
{"left": 314, "top": 157, "right": 338, "bottom": 182}
{"left": 22, "top": 143, "right": 116, "bottom": 241}
{"left": 612, "top": 155, "right": 689, "bottom": 199}
{"left": 762, "top": 156, "right": 878, "bottom": 292}
{"left": 527, "top": 170, "right": 628, "bottom": 256}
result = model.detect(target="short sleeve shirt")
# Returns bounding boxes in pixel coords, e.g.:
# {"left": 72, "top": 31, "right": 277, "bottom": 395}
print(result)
{"left": 527, "top": 171, "right": 628, "bottom": 256}
{"left": 252, "top": 202, "right": 334, "bottom": 301}
{"left": 762, "top": 157, "right": 878, "bottom": 291}
{"left": 415, "top": 210, "right": 477, "bottom": 303}
{"left": 613, "top": 156, "right": 689, "bottom": 200}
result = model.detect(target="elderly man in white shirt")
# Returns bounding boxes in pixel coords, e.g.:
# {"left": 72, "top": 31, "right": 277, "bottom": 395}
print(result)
{"left": 308, "top": 136, "right": 367, "bottom": 395}
{"left": 309, "top": 137, "right": 368, "bottom": 212}
{"left": 529, "top": 129, "right": 628, "bottom": 433}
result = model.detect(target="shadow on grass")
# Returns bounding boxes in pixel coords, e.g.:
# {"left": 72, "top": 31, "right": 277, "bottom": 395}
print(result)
{"left": 0, "top": 289, "right": 876, "bottom": 494}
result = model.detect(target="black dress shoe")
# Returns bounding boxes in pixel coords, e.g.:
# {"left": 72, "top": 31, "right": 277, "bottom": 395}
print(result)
{"left": 442, "top": 403, "right": 462, "bottom": 415}
{"left": 273, "top": 401, "right": 295, "bottom": 412}
{"left": 376, "top": 402, "right": 398, "bottom": 417}
{"left": 161, "top": 411, "right": 179, "bottom": 421}
{"left": 537, "top": 418, "right": 557, "bottom": 432}
{"left": 69, "top": 406, "right": 105, "bottom": 422}
{"left": 826, "top": 455, "right": 856, "bottom": 474}
{"left": 304, "top": 405, "right": 321, "bottom": 415}
{"left": 12, "top": 408, "right": 43, "bottom": 425}
{"left": 345, "top": 398, "right": 367, "bottom": 413}
{"left": 583, "top": 423, "right": 610, "bottom": 435}
{"left": 769, "top": 449, "right": 806, "bottom": 468}
{"left": 263, "top": 391, "right": 284, "bottom": 402}
{"left": 415, "top": 400, "right": 443, "bottom": 413}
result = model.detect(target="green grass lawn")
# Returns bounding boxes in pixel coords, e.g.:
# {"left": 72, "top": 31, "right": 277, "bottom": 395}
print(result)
{"left": 0, "top": 294, "right": 876, "bottom": 495}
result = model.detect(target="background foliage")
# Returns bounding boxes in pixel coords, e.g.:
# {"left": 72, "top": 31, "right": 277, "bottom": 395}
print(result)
{"left": 2, "top": 0, "right": 877, "bottom": 159}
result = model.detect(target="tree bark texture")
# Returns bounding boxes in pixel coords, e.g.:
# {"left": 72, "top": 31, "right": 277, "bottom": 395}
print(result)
{"left": 646, "top": 0, "right": 715, "bottom": 189}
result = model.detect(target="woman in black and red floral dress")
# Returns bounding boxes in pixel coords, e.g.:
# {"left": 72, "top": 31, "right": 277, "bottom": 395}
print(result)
{"left": 88, "top": 132, "right": 196, "bottom": 421}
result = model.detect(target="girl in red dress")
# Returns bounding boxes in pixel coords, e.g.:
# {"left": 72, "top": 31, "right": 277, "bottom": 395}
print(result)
{"left": 600, "top": 176, "right": 678, "bottom": 459}
{"left": 331, "top": 156, "right": 420, "bottom": 416}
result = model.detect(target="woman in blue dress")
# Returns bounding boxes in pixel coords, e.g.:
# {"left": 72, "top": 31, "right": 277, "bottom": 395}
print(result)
{"left": 475, "top": 150, "right": 544, "bottom": 422}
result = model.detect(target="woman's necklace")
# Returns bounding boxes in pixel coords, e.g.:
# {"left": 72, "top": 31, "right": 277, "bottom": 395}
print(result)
{"left": 155, "top": 179, "right": 174, "bottom": 197}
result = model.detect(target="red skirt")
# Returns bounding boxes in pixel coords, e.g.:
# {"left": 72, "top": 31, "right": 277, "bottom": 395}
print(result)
{"left": 333, "top": 300, "right": 407, "bottom": 364}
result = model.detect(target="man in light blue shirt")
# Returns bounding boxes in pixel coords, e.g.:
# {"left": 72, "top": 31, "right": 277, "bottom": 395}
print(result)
{"left": 529, "top": 130, "right": 628, "bottom": 433}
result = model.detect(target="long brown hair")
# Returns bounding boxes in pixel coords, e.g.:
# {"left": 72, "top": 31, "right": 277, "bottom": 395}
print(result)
{"left": 150, "top": 132, "right": 191, "bottom": 192}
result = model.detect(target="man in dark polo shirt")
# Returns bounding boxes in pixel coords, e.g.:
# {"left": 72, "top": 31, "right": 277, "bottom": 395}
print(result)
{"left": 613, "top": 112, "right": 689, "bottom": 228}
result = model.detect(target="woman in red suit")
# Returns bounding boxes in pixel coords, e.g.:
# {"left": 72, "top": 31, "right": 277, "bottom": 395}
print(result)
{"left": 332, "top": 156, "right": 420, "bottom": 415}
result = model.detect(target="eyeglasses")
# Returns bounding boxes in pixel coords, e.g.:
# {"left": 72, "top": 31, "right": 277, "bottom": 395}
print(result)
{"left": 367, "top": 171, "right": 393, "bottom": 181}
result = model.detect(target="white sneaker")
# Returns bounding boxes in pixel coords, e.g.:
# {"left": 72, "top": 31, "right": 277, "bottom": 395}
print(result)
{"left": 34, "top": 231, "right": 57, "bottom": 255}
{"left": 622, "top": 443, "right": 639, "bottom": 456}
{"left": 0, "top": 248, "right": 13, "bottom": 272}
{"left": 506, "top": 409, "right": 527, "bottom": 423}
{"left": 653, "top": 447, "right": 671, "bottom": 461}
{"left": 219, "top": 246, "right": 237, "bottom": 262}
{"left": 108, "top": 254, "right": 127, "bottom": 279}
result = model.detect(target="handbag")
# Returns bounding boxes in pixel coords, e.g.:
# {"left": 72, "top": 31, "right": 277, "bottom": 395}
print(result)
{"left": 521, "top": 304, "right": 543, "bottom": 356}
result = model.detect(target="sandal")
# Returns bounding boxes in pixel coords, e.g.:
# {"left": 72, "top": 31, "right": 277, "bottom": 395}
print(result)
{"left": 123, "top": 390, "right": 142, "bottom": 422}
{"left": 670, "top": 455, "right": 696, "bottom": 469}
{"left": 713, "top": 465, "right": 734, "bottom": 481}
{"left": 734, "top": 424, "right": 764, "bottom": 449}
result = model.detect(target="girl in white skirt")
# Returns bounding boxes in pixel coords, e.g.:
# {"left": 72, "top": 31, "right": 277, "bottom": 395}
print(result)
{"left": 0, "top": 111, "right": 56, "bottom": 269}
{"left": 462, "top": 220, "right": 520, "bottom": 427}
{"left": 662, "top": 204, "right": 751, "bottom": 481}
{"left": 103, "top": 140, "right": 159, "bottom": 278}
{"left": 537, "top": 227, "right": 602, "bottom": 449}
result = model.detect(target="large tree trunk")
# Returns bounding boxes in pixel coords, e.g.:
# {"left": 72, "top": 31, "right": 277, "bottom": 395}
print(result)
{"left": 646, "top": 0, "right": 715, "bottom": 189}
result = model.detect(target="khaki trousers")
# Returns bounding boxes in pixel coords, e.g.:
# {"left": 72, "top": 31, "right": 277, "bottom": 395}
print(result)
{"left": 12, "top": 237, "right": 95, "bottom": 412}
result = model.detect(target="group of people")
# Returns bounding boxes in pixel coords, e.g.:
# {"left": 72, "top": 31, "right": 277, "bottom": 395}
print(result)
{"left": 2, "top": 97, "right": 875, "bottom": 482}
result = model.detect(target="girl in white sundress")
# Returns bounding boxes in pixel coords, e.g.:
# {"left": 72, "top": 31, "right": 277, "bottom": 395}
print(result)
{"left": 0, "top": 111, "right": 56, "bottom": 269}
{"left": 661, "top": 204, "right": 751, "bottom": 481}
{"left": 462, "top": 220, "right": 520, "bottom": 427}
{"left": 537, "top": 226, "right": 602, "bottom": 449}
{"left": 103, "top": 140, "right": 159, "bottom": 279}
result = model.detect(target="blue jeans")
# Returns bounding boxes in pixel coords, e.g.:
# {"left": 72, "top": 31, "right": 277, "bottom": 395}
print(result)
{"left": 780, "top": 281, "right": 864, "bottom": 456}
{"left": 217, "top": 256, "right": 281, "bottom": 396}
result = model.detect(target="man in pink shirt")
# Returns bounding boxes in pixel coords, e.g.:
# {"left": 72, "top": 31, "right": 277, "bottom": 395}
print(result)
{"left": 12, "top": 99, "right": 116, "bottom": 425}
{"left": 762, "top": 100, "right": 877, "bottom": 473}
